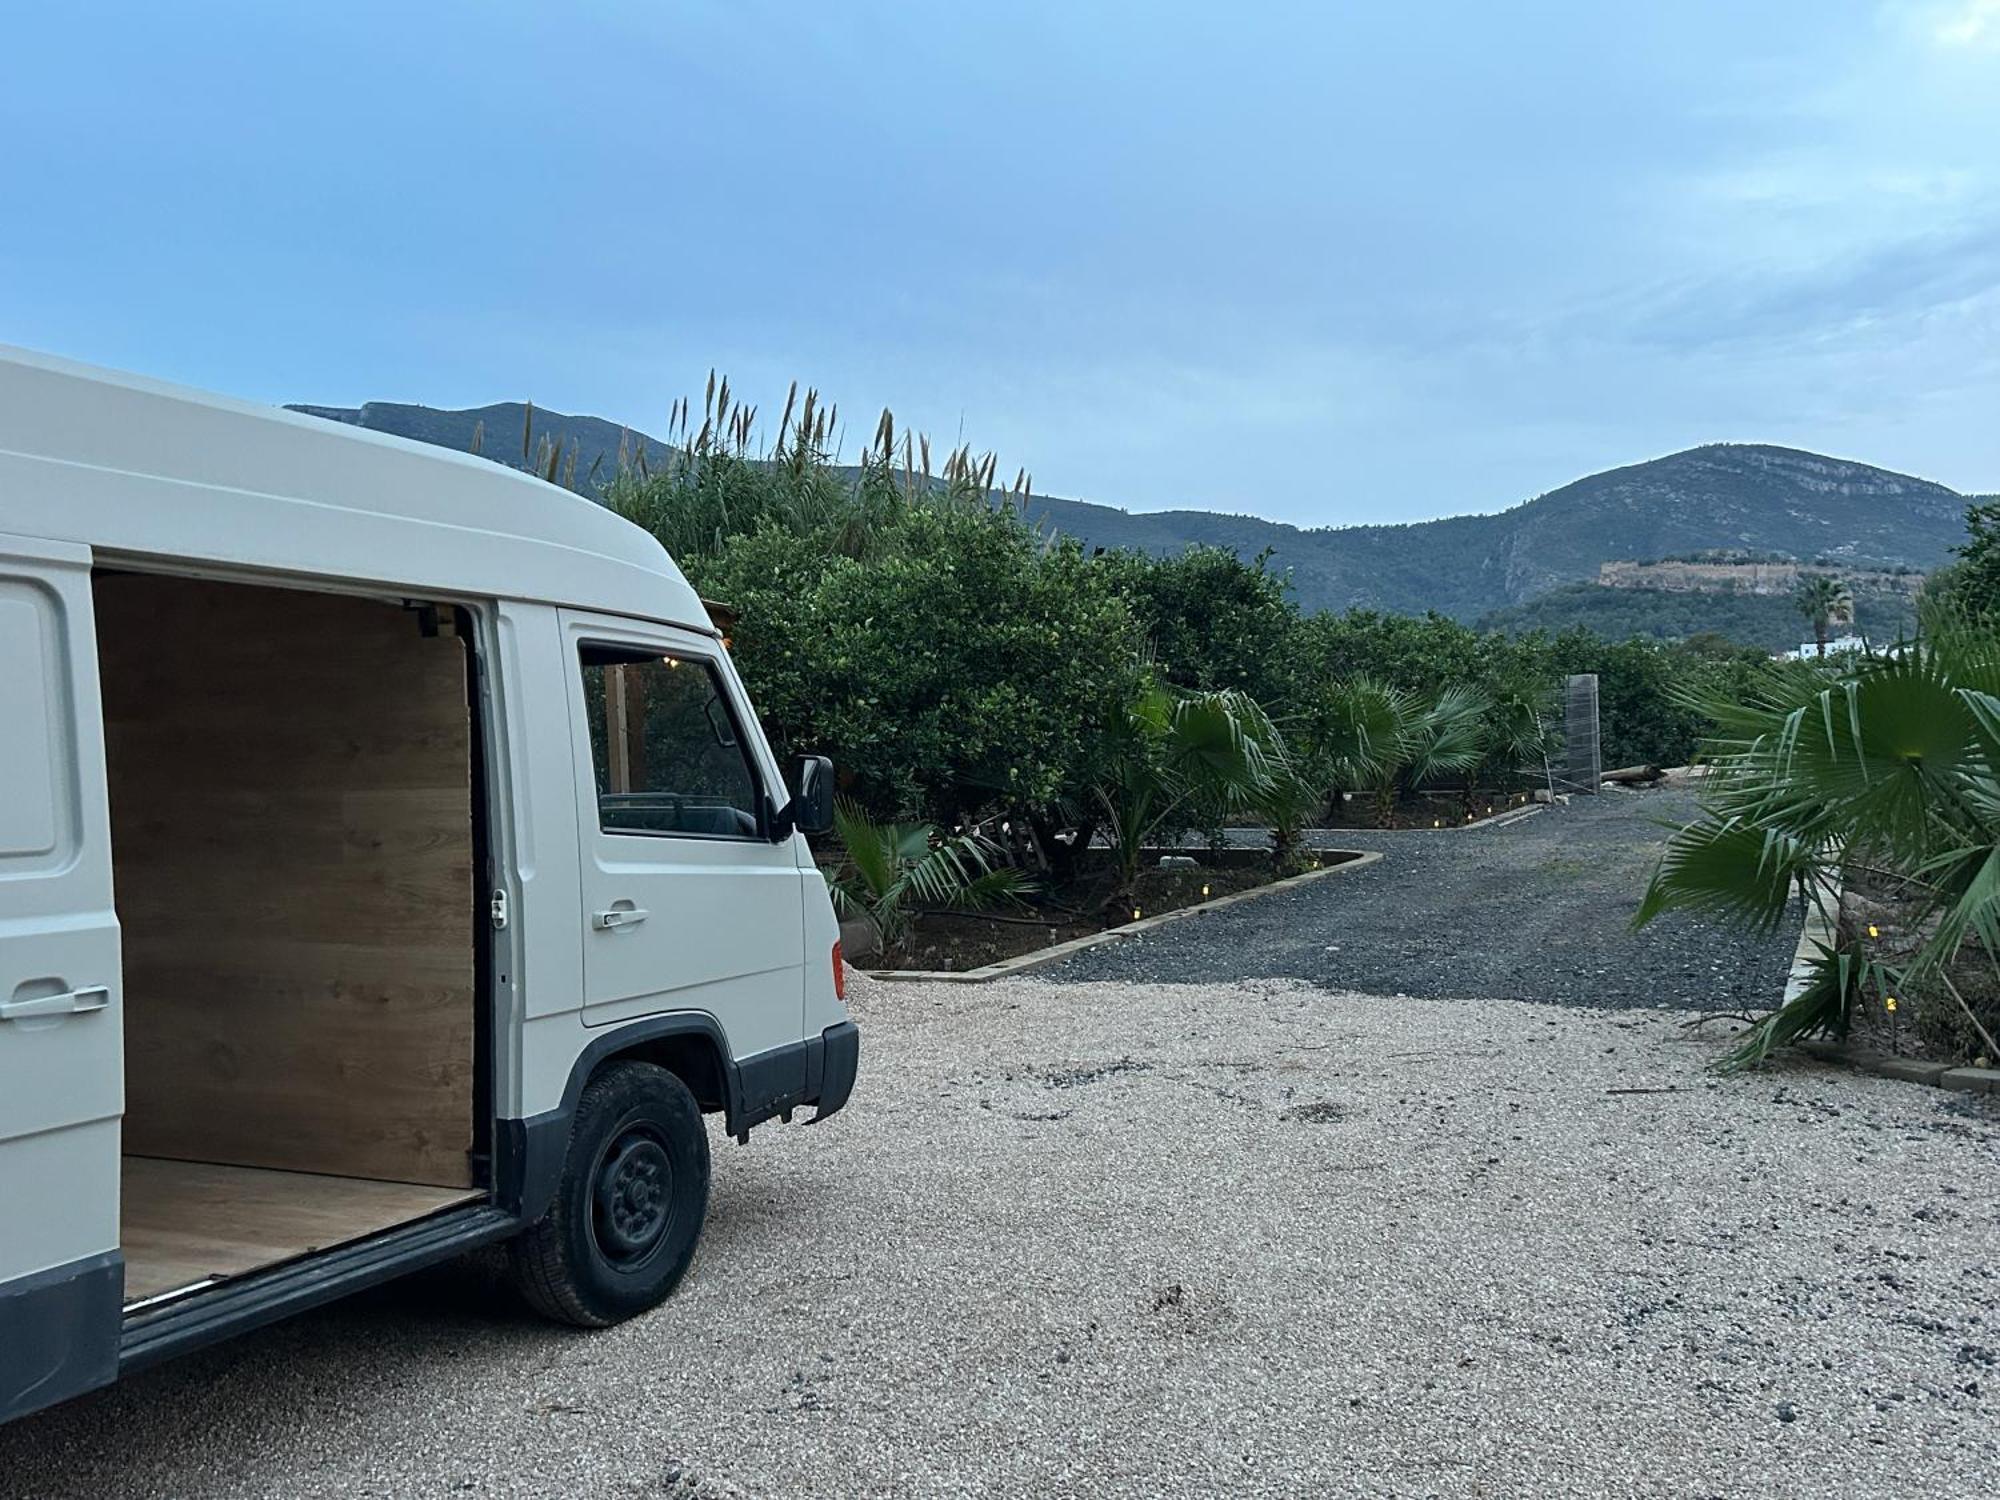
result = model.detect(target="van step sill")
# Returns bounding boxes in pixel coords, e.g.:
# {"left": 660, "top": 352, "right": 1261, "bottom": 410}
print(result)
{"left": 120, "top": 1203, "right": 515, "bottom": 1372}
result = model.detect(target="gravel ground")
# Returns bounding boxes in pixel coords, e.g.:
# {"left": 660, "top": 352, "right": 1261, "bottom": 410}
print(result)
{"left": 1055, "top": 789, "right": 1798, "bottom": 1011}
{"left": 4, "top": 974, "right": 1996, "bottom": 1499}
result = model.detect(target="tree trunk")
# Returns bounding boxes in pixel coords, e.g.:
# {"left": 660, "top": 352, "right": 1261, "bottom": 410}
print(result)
{"left": 1027, "top": 807, "right": 1090, "bottom": 887}
{"left": 1271, "top": 822, "right": 1297, "bottom": 875}
{"left": 1372, "top": 779, "right": 1397, "bottom": 828}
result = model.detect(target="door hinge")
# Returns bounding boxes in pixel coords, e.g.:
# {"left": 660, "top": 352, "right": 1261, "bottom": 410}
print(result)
{"left": 490, "top": 888, "right": 510, "bottom": 930}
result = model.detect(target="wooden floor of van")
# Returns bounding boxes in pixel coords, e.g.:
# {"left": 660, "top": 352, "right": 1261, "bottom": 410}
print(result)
{"left": 121, "top": 1158, "right": 481, "bottom": 1305}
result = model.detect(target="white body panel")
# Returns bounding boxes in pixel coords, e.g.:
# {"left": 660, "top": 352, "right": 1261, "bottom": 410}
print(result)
{"left": 0, "top": 344, "right": 709, "bottom": 628}
{"left": 0, "top": 535, "right": 122, "bottom": 1285}
{"left": 0, "top": 347, "right": 852, "bottom": 1345}
{"left": 558, "top": 610, "right": 808, "bottom": 1063}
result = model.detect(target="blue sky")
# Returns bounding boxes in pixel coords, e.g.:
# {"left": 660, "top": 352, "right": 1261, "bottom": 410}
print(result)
{"left": 3, "top": 2, "right": 1996, "bottom": 525}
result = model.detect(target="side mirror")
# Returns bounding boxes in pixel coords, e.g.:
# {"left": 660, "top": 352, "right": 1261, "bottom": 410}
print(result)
{"left": 782, "top": 754, "right": 835, "bottom": 838}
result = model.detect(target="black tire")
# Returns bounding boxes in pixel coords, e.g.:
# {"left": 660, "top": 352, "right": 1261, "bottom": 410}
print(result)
{"left": 508, "top": 1060, "right": 711, "bottom": 1327}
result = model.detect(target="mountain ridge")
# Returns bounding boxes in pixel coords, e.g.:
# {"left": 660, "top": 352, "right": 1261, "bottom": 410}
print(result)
{"left": 286, "top": 400, "right": 1980, "bottom": 620}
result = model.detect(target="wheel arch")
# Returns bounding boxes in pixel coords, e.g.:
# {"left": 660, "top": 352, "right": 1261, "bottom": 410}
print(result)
{"left": 499, "top": 1012, "right": 739, "bottom": 1222}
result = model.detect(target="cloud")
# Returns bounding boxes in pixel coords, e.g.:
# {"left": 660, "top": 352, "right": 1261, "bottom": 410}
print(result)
{"left": 1929, "top": 0, "right": 2000, "bottom": 47}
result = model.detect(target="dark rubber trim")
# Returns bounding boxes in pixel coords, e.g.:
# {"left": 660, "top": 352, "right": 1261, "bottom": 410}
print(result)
{"left": 0, "top": 1250, "right": 122, "bottom": 1424}
{"left": 735, "top": 1039, "right": 810, "bottom": 1128}
{"left": 502, "top": 1012, "right": 862, "bottom": 1220}
{"left": 503, "top": 1013, "right": 738, "bottom": 1223}
{"left": 812, "top": 1021, "right": 860, "bottom": 1122}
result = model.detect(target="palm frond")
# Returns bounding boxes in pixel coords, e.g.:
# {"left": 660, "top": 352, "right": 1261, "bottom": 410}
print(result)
{"left": 1717, "top": 940, "right": 1871, "bottom": 1072}
{"left": 1634, "top": 816, "right": 1822, "bottom": 932}
{"left": 832, "top": 798, "right": 900, "bottom": 903}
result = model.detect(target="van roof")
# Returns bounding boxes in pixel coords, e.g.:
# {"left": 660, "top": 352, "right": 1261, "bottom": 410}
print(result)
{"left": 0, "top": 344, "right": 709, "bottom": 628}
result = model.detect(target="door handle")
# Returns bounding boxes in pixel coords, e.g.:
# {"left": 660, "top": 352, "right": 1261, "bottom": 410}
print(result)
{"left": 592, "top": 907, "right": 651, "bottom": 931}
{"left": 0, "top": 985, "right": 111, "bottom": 1022}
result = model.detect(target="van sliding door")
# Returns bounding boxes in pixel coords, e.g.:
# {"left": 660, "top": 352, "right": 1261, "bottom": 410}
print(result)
{"left": 0, "top": 534, "right": 122, "bottom": 1422}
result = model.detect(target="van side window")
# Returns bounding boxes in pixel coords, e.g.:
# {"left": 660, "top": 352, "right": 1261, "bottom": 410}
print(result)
{"left": 578, "top": 645, "right": 763, "bottom": 838}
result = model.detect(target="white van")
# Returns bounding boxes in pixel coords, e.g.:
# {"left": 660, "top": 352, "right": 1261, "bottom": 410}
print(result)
{"left": 0, "top": 347, "right": 858, "bottom": 1424}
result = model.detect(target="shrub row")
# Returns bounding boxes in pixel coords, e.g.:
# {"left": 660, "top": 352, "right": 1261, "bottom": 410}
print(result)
{"left": 602, "top": 398, "right": 1771, "bottom": 830}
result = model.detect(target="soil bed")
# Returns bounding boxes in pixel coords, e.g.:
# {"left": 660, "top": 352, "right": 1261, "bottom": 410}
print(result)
{"left": 873, "top": 846, "right": 1357, "bottom": 973}
{"left": 1838, "top": 865, "right": 2000, "bottom": 1066}
{"left": 1312, "top": 785, "right": 1539, "bottom": 830}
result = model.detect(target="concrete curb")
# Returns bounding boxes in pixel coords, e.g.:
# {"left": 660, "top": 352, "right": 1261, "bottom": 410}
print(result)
{"left": 1783, "top": 873, "right": 1842, "bottom": 1004}
{"left": 867, "top": 850, "right": 1383, "bottom": 985}
{"left": 1782, "top": 871, "right": 2000, "bottom": 1095}
{"left": 1799, "top": 1039, "right": 2000, "bottom": 1096}
{"left": 1376, "top": 800, "right": 1545, "bottom": 832}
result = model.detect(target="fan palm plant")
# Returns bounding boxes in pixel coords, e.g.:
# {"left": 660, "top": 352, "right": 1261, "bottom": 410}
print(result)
{"left": 1636, "top": 612, "right": 2000, "bottom": 1069}
{"left": 1477, "top": 681, "right": 1556, "bottom": 788}
{"left": 1793, "top": 574, "right": 1854, "bottom": 657}
{"left": 1322, "top": 679, "right": 1491, "bottom": 826}
{"left": 1092, "top": 683, "right": 1280, "bottom": 898}
{"left": 829, "top": 800, "right": 1033, "bottom": 955}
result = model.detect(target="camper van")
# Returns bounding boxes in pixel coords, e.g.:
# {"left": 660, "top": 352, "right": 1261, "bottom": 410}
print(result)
{"left": 0, "top": 347, "right": 858, "bottom": 1424}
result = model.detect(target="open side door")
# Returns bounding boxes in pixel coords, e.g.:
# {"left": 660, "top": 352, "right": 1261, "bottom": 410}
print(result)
{"left": 0, "top": 535, "right": 123, "bottom": 1422}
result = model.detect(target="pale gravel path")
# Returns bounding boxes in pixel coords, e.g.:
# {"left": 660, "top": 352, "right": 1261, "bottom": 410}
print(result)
{"left": 4, "top": 975, "right": 1995, "bottom": 1498}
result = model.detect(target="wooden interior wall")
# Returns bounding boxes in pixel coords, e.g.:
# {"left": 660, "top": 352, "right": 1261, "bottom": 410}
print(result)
{"left": 97, "top": 575, "right": 476, "bottom": 1188}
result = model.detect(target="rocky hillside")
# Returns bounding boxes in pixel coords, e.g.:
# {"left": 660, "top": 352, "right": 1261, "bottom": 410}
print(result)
{"left": 1022, "top": 444, "right": 1971, "bottom": 618}
{"left": 1595, "top": 557, "right": 1925, "bottom": 597}
{"left": 287, "top": 400, "right": 1978, "bottom": 620}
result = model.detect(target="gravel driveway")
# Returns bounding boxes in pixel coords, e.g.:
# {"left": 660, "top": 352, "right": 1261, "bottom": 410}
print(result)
{"left": 1056, "top": 789, "right": 1799, "bottom": 1012}
{"left": 4, "top": 973, "right": 1996, "bottom": 1499}
{"left": 6, "top": 796, "right": 1995, "bottom": 1497}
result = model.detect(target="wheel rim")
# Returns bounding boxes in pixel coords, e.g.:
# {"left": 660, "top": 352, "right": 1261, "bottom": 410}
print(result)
{"left": 588, "top": 1125, "right": 676, "bottom": 1268}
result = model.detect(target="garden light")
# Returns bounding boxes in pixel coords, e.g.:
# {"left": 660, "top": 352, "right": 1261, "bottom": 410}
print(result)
{"left": 1868, "top": 924, "right": 1879, "bottom": 939}
{"left": 1201, "top": 884, "right": 1211, "bottom": 898}
{"left": 1132, "top": 908, "right": 1142, "bottom": 921}
{"left": 1886, "top": 995, "right": 1899, "bottom": 1013}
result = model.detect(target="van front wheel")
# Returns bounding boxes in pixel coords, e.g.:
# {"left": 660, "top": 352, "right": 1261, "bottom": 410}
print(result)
{"left": 508, "top": 1060, "right": 711, "bottom": 1327}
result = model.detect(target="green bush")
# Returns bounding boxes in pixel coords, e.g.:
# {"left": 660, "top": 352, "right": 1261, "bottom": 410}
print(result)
{"left": 599, "top": 375, "right": 1785, "bottom": 842}
{"left": 692, "top": 504, "right": 1144, "bottom": 826}
{"left": 1098, "top": 545, "right": 1301, "bottom": 706}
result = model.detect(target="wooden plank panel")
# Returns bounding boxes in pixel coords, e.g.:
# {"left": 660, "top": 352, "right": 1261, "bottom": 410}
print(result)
{"left": 121, "top": 1157, "right": 481, "bottom": 1303}
{"left": 97, "top": 576, "right": 476, "bottom": 1187}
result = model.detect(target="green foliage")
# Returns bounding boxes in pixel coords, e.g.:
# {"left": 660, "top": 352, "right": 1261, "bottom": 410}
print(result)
{"left": 1792, "top": 574, "right": 1854, "bottom": 655}
{"left": 1928, "top": 500, "right": 2000, "bottom": 619}
{"left": 600, "top": 376, "right": 1797, "bottom": 855}
{"left": 1097, "top": 545, "right": 1301, "bottom": 706}
{"left": 1311, "top": 678, "right": 1491, "bottom": 824}
{"left": 694, "top": 505, "right": 1143, "bottom": 825}
{"left": 1637, "top": 610, "right": 2000, "bottom": 1067}
{"left": 828, "top": 800, "right": 1032, "bottom": 952}
{"left": 1089, "top": 683, "right": 1280, "bottom": 893}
